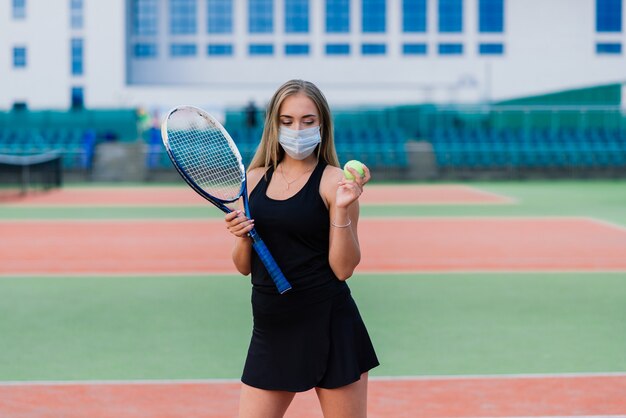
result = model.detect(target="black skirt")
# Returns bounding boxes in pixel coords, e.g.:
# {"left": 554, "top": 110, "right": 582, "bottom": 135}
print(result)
{"left": 241, "top": 284, "right": 379, "bottom": 392}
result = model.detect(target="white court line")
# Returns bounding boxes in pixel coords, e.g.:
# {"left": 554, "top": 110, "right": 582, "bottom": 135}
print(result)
{"left": 3, "top": 268, "right": 626, "bottom": 280}
{"left": 586, "top": 216, "right": 626, "bottom": 233}
{"left": 1, "top": 372, "right": 625, "bottom": 386}
{"left": 1, "top": 215, "right": 625, "bottom": 224}
{"left": 456, "top": 184, "right": 519, "bottom": 203}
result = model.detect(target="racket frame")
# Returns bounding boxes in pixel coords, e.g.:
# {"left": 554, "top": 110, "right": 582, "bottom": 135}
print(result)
{"left": 161, "top": 106, "right": 292, "bottom": 294}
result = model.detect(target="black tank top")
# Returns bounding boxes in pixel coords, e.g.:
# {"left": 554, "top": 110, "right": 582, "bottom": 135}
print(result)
{"left": 249, "top": 161, "right": 345, "bottom": 296}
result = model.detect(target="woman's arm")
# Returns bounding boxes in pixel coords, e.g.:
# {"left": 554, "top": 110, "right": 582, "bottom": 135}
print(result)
{"left": 322, "top": 165, "right": 371, "bottom": 280}
{"left": 225, "top": 167, "right": 266, "bottom": 276}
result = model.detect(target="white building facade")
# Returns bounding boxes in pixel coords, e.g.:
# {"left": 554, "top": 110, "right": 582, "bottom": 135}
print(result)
{"left": 1, "top": 0, "right": 625, "bottom": 110}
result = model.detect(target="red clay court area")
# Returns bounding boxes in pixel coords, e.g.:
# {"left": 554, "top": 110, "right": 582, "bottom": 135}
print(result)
{"left": 2, "top": 217, "right": 626, "bottom": 275}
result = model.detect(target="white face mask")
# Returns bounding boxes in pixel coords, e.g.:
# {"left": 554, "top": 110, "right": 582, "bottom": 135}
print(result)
{"left": 278, "top": 126, "right": 321, "bottom": 160}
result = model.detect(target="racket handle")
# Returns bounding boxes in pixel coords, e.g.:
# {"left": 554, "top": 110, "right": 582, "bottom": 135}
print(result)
{"left": 251, "top": 239, "right": 292, "bottom": 294}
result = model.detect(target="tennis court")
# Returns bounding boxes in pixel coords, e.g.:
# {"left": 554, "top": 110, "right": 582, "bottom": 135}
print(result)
{"left": 1, "top": 181, "right": 625, "bottom": 417}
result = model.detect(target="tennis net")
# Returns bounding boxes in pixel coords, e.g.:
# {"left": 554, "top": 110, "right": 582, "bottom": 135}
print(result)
{"left": 0, "top": 152, "right": 62, "bottom": 197}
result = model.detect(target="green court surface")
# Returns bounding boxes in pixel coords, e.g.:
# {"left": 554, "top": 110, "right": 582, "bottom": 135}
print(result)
{"left": 1, "top": 180, "right": 625, "bottom": 382}
{"left": 1, "top": 273, "right": 625, "bottom": 381}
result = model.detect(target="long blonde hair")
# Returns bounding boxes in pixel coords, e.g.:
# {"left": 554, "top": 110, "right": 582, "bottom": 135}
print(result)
{"left": 248, "top": 79, "right": 340, "bottom": 171}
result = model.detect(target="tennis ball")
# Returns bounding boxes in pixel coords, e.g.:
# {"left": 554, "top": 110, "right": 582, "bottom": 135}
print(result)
{"left": 343, "top": 160, "right": 365, "bottom": 180}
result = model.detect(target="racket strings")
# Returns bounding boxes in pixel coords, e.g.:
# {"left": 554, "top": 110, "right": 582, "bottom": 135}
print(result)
{"left": 167, "top": 117, "right": 244, "bottom": 202}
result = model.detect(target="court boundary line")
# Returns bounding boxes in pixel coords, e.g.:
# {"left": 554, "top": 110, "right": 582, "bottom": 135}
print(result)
{"left": 2, "top": 215, "right": 625, "bottom": 224}
{"left": 3, "top": 268, "right": 626, "bottom": 280}
{"left": 2, "top": 371, "right": 625, "bottom": 386}
{"left": 586, "top": 217, "right": 626, "bottom": 233}
{"left": 456, "top": 184, "right": 518, "bottom": 203}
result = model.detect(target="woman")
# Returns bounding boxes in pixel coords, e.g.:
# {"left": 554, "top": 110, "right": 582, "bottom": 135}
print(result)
{"left": 225, "top": 79, "right": 379, "bottom": 418}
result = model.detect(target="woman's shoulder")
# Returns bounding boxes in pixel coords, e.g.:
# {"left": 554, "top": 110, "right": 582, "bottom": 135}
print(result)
{"left": 247, "top": 166, "right": 270, "bottom": 193}
{"left": 319, "top": 164, "right": 343, "bottom": 204}
{"left": 321, "top": 164, "right": 343, "bottom": 183}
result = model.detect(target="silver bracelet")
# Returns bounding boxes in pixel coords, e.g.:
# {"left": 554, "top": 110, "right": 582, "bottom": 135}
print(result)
{"left": 331, "top": 218, "right": 352, "bottom": 228}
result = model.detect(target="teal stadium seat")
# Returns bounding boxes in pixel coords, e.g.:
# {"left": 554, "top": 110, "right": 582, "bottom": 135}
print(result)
{"left": 0, "top": 109, "right": 137, "bottom": 170}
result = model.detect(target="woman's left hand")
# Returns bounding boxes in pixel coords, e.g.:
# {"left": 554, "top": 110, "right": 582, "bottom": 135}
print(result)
{"left": 335, "top": 164, "right": 371, "bottom": 208}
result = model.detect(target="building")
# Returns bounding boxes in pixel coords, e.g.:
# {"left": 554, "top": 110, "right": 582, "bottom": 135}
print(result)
{"left": 1, "top": 0, "right": 625, "bottom": 111}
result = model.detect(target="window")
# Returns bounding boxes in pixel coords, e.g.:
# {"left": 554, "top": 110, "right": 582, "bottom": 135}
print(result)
{"left": 71, "top": 39, "right": 83, "bottom": 75}
{"left": 479, "top": 0, "right": 503, "bottom": 32}
{"left": 132, "top": 0, "right": 159, "bottom": 36}
{"left": 13, "top": 47, "right": 27, "bottom": 68}
{"left": 439, "top": 0, "right": 463, "bottom": 33}
{"left": 249, "top": 44, "right": 274, "bottom": 55}
{"left": 285, "top": 44, "right": 310, "bottom": 55}
{"left": 207, "top": 0, "right": 233, "bottom": 34}
{"left": 134, "top": 43, "right": 158, "bottom": 57}
{"left": 249, "top": 0, "right": 273, "bottom": 33}
{"left": 208, "top": 44, "right": 233, "bottom": 55}
{"left": 70, "top": 0, "right": 83, "bottom": 29}
{"left": 362, "top": 0, "right": 385, "bottom": 33}
{"left": 596, "top": 42, "right": 622, "bottom": 53}
{"left": 438, "top": 43, "right": 463, "bottom": 54}
{"left": 362, "top": 43, "right": 386, "bottom": 55}
{"left": 326, "top": 0, "right": 350, "bottom": 33}
{"left": 285, "top": 0, "right": 309, "bottom": 33}
{"left": 170, "top": 43, "right": 197, "bottom": 56}
{"left": 479, "top": 42, "right": 504, "bottom": 55}
{"left": 596, "top": 0, "right": 622, "bottom": 32}
{"left": 170, "top": 0, "right": 197, "bottom": 34}
{"left": 71, "top": 86, "right": 84, "bottom": 109}
{"left": 403, "top": 43, "right": 427, "bottom": 55}
{"left": 403, "top": 0, "right": 427, "bottom": 32}
{"left": 13, "top": 0, "right": 26, "bottom": 19}
{"left": 326, "top": 43, "right": 350, "bottom": 55}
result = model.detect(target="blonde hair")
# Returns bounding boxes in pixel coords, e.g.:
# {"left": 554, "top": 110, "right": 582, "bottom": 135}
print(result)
{"left": 248, "top": 79, "right": 340, "bottom": 171}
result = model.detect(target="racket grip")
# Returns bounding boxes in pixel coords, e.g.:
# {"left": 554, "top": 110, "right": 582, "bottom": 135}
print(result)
{"left": 251, "top": 239, "right": 292, "bottom": 294}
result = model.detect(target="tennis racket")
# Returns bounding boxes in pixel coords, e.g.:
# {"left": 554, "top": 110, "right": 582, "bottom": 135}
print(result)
{"left": 161, "top": 105, "right": 292, "bottom": 294}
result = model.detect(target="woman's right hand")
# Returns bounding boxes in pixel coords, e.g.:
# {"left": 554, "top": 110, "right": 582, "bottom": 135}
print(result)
{"left": 225, "top": 210, "right": 254, "bottom": 238}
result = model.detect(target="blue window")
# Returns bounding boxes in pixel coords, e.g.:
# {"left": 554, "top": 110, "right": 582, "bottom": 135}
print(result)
{"left": 403, "top": 43, "right": 427, "bottom": 55}
{"left": 132, "top": 0, "right": 159, "bottom": 36}
{"left": 326, "top": 43, "right": 350, "bottom": 55}
{"left": 479, "top": 42, "right": 504, "bottom": 55}
{"left": 285, "top": 44, "right": 310, "bottom": 55}
{"left": 285, "top": 0, "right": 309, "bottom": 33}
{"left": 171, "top": 43, "right": 197, "bottom": 56}
{"left": 362, "top": 43, "right": 386, "bottom": 55}
{"left": 13, "top": 0, "right": 26, "bottom": 19}
{"left": 134, "top": 43, "right": 158, "bottom": 57}
{"left": 249, "top": 44, "right": 274, "bottom": 55}
{"left": 596, "top": 42, "right": 622, "bottom": 53}
{"left": 70, "top": 0, "right": 83, "bottom": 29}
{"left": 362, "top": 0, "right": 385, "bottom": 33}
{"left": 208, "top": 44, "right": 233, "bottom": 55}
{"left": 249, "top": 0, "right": 273, "bottom": 33}
{"left": 597, "top": 0, "right": 622, "bottom": 32}
{"left": 170, "top": 0, "right": 197, "bottom": 34}
{"left": 439, "top": 0, "right": 463, "bottom": 33}
{"left": 71, "top": 39, "right": 83, "bottom": 75}
{"left": 13, "top": 47, "right": 26, "bottom": 68}
{"left": 207, "top": 0, "right": 233, "bottom": 34}
{"left": 326, "top": 0, "right": 350, "bottom": 33}
{"left": 71, "top": 86, "right": 84, "bottom": 108}
{"left": 403, "top": 0, "right": 427, "bottom": 32}
{"left": 479, "top": 0, "right": 503, "bottom": 32}
{"left": 438, "top": 43, "right": 463, "bottom": 54}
